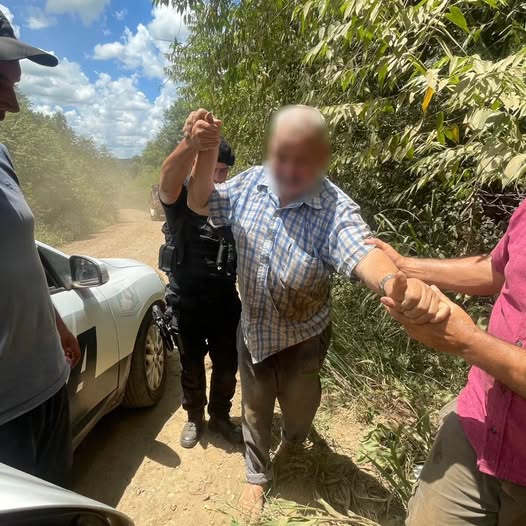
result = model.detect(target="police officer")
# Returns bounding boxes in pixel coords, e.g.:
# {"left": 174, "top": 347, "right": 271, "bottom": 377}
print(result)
{"left": 159, "top": 109, "right": 242, "bottom": 448}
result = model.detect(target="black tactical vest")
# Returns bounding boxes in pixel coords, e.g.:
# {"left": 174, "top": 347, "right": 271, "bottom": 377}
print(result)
{"left": 159, "top": 186, "right": 237, "bottom": 294}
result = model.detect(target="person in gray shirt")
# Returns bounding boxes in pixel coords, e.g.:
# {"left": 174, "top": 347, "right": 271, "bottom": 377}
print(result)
{"left": 0, "top": 10, "right": 80, "bottom": 487}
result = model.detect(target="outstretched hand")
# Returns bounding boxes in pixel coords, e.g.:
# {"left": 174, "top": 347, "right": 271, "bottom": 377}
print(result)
{"left": 382, "top": 271, "right": 450, "bottom": 324}
{"left": 365, "top": 238, "right": 405, "bottom": 267}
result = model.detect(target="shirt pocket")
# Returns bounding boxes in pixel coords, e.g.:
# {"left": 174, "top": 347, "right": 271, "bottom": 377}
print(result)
{"left": 269, "top": 240, "right": 329, "bottom": 322}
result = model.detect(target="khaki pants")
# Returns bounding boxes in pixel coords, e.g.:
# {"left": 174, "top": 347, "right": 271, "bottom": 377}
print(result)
{"left": 238, "top": 325, "right": 331, "bottom": 485}
{"left": 407, "top": 401, "right": 526, "bottom": 526}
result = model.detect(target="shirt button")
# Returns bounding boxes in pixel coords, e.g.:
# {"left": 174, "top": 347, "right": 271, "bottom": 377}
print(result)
{"left": 490, "top": 426, "right": 497, "bottom": 434}
{"left": 517, "top": 340, "right": 523, "bottom": 347}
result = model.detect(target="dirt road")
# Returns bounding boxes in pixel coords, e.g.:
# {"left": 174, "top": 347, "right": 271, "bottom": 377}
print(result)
{"left": 62, "top": 209, "right": 401, "bottom": 526}
{"left": 63, "top": 209, "right": 246, "bottom": 526}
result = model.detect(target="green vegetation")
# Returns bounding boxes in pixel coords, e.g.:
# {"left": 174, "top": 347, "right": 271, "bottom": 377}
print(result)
{"left": 150, "top": 0, "right": 525, "bottom": 518}
{"left": 0, "top": 95, "right": 130, "bottom": 246}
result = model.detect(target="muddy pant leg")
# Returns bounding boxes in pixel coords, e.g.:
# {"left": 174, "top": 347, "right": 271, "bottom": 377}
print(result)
{"left": 276, "top": 325, "right": 331, "bottom": 445}
{"left": 238, "top": 327, "right": 277, "bottom": 485}
{"left": 207, "top": 294, "right": 241, "bottom": 419}
{"left": 0, "top": 384, "right": 72, "bottom": 488}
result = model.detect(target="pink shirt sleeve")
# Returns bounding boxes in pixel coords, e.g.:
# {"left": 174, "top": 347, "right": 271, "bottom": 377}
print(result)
{"left": 491, "top": 231, "right": 510, "bottom": 275}
{"left": 491, "top": 200, "right": 526, "bottom": 275}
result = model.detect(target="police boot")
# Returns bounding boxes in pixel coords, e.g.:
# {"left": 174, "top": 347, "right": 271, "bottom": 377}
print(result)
{"left": 208, "top": 415, "right": 243, "bottom": 445}
{"left": 180, "top": 414, "right": 204, "bottom": 449}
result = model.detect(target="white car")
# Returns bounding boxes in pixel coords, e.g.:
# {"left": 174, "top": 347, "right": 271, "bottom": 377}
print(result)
{"left": 0, "top": 462, "right": 133, "bottom": 525}
{"left": 37, "top": 242, "right": 168, "bottom": 448}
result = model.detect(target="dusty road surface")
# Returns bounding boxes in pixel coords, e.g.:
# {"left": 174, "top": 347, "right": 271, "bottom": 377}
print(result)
{"left": 61, "top": 209, "right": 400, "bottom": 526}
{"left": 61, "top": 208, "right": 165, "bottom": 273}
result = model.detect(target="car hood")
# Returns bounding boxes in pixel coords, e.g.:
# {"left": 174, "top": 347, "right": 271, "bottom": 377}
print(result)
{"left": 0, "top": 464, "right": 132, "bottom": 524}
{"left": 100, "top": 258, "right": 147, "bottom": 269}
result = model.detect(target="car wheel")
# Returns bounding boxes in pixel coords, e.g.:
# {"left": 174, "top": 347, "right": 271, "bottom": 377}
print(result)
{"left": 122, "top": 306, "right": 167, "bottom": 408}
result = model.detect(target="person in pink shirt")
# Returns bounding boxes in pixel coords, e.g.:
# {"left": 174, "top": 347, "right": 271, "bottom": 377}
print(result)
{"left": 369, "top": 199, "right": 526, "bottom": 525}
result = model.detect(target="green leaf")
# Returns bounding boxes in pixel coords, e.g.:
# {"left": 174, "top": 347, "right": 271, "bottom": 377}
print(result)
{"left": 503, "top": 153, "right": 526, "bottom": 185}
{"left": 378, "top": 62, "right": 388, "bottom": 89}
{"left": 445, "top": 6, "right": 469, "bottom": 34}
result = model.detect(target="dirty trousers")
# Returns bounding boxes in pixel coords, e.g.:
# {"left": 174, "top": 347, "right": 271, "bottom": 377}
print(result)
{"left": 238, "top": 324, "right": 331, "bottom": 485}
{"left": 407, "top": 401, "right": 526, "bottom": 526}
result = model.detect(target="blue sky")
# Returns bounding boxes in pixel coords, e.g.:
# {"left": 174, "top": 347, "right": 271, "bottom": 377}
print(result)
{"left": 3, "top": 1, "right": 188, "bottom": 157}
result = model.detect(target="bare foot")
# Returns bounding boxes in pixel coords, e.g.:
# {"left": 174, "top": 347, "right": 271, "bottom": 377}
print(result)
{"left": 238, "top": 483, "right": 265, "bottom": 524}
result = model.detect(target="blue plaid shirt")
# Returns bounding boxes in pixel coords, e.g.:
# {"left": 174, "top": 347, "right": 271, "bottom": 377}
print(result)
{"left": 209, "top": 165, "right": 373, "bottom": 363}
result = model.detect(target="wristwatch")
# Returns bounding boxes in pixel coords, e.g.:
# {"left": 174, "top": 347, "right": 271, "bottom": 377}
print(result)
{"left": 379, "top": 273, "right": 397, "bottom": 296}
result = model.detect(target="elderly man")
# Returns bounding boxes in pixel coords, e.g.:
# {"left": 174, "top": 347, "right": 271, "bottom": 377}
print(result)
{"left": 187, "top": 105, "right": 449, "bottom": 513}
{"left": 0, "top": 11, "right": 80, "bottom": 486}
{"left": 371, "top": 199, "right": 526, "bottom": 526}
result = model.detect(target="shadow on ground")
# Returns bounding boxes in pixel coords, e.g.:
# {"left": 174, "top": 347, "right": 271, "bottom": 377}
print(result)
{"left": 271, "top": 425, "right": 405, "bottom": 525}
{"left": 73, "top": 356, "right": 182, "bottom": 507}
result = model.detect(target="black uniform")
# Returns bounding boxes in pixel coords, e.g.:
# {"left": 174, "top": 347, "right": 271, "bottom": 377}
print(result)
{"left": 161, "top": 186, "right": 241, "bottom": 421}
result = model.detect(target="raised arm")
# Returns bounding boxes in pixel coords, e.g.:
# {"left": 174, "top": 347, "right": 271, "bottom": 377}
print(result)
{"left": 187, "top": 112, "right": 221, "bottom": 216}
{"left": 367, "top": 239, "right": 504, "bottom": 296}
{"left": 187, "top": 146, "right": 217, "bottom": 216}
{"left": 159, "top": 109, "right": 217, "bottom": 205}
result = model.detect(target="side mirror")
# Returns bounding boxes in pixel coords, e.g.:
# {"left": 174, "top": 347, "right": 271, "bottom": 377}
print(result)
{"left": 70, "top": 256, "right": 109, "bottom": 288}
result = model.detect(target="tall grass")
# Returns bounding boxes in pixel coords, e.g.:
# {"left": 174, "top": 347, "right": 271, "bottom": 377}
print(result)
{"left": 326, "top": 279, "right": 466, "bottom": 419}
{"left": 321, "top": 279, "right": 467, "bottom": 508}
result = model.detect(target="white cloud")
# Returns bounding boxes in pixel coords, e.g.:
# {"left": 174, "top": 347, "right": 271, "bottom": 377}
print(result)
{"left": 93, "top": 5, "right": 188, "bottom": 79}
{"left": 45, "top": 0, "right": 110, "bottom": 25}
{"left": 115, "top": 9, "right": 127, "bottom": 21}
{"left": 21, "top": 58, "right": 95, "bottom": 105}
{"left": 27, "top": 8, "right": 57, "bottom": 30}
{"left": 19, "top": 59, "right": 178, "bottom": 158}
{"left": 94, "top": 24, "right": 166, "bottom": 79}
{"left": 0, "top": 3, "right": 20, "bottom": 37}
{"left": 12, "top": 3, "right": 182, "bottom": 158}
{"left": 148, "top": 5, "right": 189, "bottom": 43}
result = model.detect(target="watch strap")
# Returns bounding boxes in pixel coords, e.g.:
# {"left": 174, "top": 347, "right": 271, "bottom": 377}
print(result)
{"left": 379, "top": 273, "right": 397, "bottom": 296}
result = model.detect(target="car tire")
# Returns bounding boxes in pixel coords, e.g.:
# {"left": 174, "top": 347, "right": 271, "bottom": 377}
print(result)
{"left": 122, "top": 306, "right": 167, "bottom": 408}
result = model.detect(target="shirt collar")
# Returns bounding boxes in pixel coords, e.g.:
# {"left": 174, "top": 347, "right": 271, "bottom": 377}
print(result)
{"left": 257, "top": 165, "right": 323, "bottom": 210}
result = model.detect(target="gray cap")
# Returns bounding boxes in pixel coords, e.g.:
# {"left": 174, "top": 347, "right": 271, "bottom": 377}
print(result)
{"left": 0, "top": 9, "right": 58, "bottom": 67}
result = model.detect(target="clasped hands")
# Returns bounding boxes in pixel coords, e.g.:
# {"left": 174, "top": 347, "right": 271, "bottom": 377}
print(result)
{"left": 380, "top": 271, "right": 450, "bottom": 325}
{"left": 183, "top": 108, "right": 221, "bottom": 153}
{"left": 368, "top": 238, "right": 479, "bottom": 357}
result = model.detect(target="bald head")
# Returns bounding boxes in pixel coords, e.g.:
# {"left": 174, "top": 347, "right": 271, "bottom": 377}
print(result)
{"left": 267, "top": 105, "right": 331, "bottom": 204}
{"left": 270, "top": 105, "right": 330, "bottom": 146}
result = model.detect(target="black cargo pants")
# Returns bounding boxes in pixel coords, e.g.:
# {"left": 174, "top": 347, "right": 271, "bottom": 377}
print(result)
{"left": 167, "top": 286, "right": 241, "bottom": 420}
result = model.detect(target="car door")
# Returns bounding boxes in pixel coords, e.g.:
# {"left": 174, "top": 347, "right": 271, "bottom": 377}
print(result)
{"left": 37, "top": 244, "right": 120, "bottom": 434}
